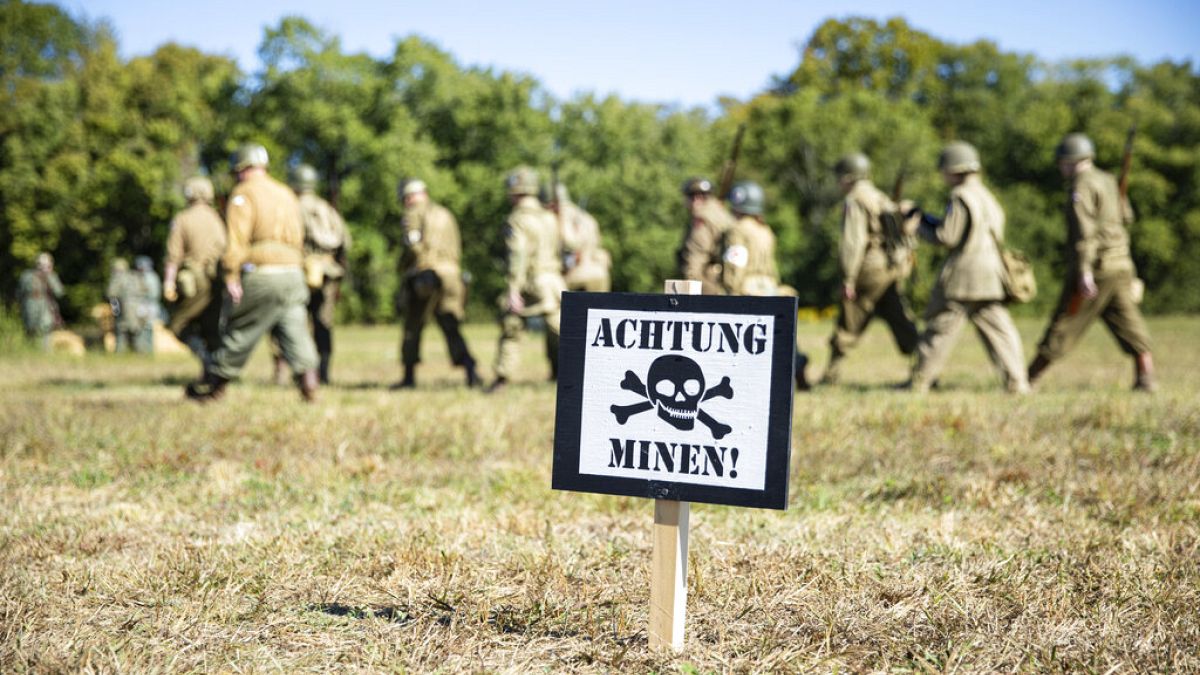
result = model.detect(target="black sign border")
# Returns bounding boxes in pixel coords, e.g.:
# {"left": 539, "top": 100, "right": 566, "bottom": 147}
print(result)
{"left": 552, "top": 291, "right": 795, "bottom": 510}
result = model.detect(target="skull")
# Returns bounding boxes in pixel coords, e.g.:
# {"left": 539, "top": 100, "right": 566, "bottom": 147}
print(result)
{"left": 646, "top": 355, "right": 705, "bottom": 431}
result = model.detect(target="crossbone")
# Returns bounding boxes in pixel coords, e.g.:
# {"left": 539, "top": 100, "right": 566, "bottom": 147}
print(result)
{"left": 610, "top": 369, "right": 734, "bottom": 439}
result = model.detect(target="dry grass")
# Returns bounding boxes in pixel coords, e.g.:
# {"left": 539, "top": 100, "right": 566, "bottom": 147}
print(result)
{"left": 1, "top": 316, "right": 1197, "bottom": 672}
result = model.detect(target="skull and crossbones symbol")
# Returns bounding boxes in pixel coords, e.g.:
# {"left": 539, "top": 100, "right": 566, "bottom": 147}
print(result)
{"left": 609, "top": 355, "right": 734, "bottom": 439}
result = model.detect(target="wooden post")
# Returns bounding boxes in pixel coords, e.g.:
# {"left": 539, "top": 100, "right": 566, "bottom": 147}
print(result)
{"left": 649, "top": 279, "right": 700, "bottom": 651}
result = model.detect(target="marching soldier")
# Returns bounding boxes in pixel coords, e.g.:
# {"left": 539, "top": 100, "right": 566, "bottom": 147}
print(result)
{"left": 821, "top": 153, "right": 919, "bottom": 384}
{"left": 18, "top": 252, "right": 64, "bottom": 349}
{"left": 677, "top": 177, "right": 736, "bottom": 295}
{"left": 1027, "top": 133, "right": 1157, "bottom": 391}
{"left": 185, "top": 143, "right": 320, "bottom": 402}
{"left": 488, "top": 166, "right": 565, "bottom": 391}
{"left": 541, "top": 182, "right": 611, "bottom": 292}
{"left": 164, "top": 176, "right": 227, "bottom": 370}
{"left": 394, "top": 178, "right": 480, "bottom": 388}
{"left": 906, "top": 142, "right": 1029, "bottom": 393}
{"left": 720, "top": 180, "right": 811, "bottom": 390}
{"left": 108, "top": 257, "right": 160, "bottom": 353}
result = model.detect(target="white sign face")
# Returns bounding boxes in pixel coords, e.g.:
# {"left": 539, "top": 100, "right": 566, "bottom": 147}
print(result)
{"left": 554, "top": 293, "right": 795, "bottom": 510}
{"left": 577, "top": 308, "right": 773, "bottom": 491}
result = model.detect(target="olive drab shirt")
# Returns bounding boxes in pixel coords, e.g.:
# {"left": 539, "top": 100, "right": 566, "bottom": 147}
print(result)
{"left": 722, "top": 216, "right": 782, "bottom": 296}
{"left": 1067, "top": 166, "right": 1135, "bottom": 278}
{"left": 505, "top": 195, "right": 564, "bottom": 305}
{"left": 166, "top": 201, "right": 227, "bottom": 278}
{"left": 404, "top": 199, "right": 466, "bottom": 315}
{"left": 559, "top": 201, "right": 610, "bottom": 287}
{"left": 222, "top": 172, "right": 305, "bottom": 283}
{"left": 840, "top": 180, "right": 900, "bottom": 287}
{"left": 298, "top": 192, "right": 350, "bottom": 256}
{"left": 918, "top": 174, "right": 1006, "bottom": 301}
{"left": 679, "top": 198, "right": 736, "bottom": 294}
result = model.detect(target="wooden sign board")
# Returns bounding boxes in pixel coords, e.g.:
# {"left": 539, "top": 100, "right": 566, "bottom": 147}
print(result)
{"left": 553, "top": 292, "right": 795, "bottom": 510}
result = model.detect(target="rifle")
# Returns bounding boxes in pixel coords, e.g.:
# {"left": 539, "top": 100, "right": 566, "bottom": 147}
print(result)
{"left": 716, "top": 123, "right": 747, "bottom": 200}
{"left": 1118, "top": 122, "right": 1137, "bottom": 200}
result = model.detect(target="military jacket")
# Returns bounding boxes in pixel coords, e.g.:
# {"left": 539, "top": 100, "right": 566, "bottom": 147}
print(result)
{"left": 918, "top": 175, "right": 1006, "bottom": 301}
{"left": 108, "top": 270, "right": 161, "bottom": 330}
{"left": 222, "top": 172, "right": 305, "bottom": 283}
{"left": 404, "top": 200, "right": 462, "bottom": 276}
{"left": 840, "top": 179, "right": 898, "bottom": 286}
{"left": 559, "top": 201, "right": 610, "bottom": 286}
{"left": 166, "top": 201, "right": 226, "bottom": 277}
{"left": 505, "top": 195, "right": 563, "bottom": 298}
{"left": 18, "top": 269, "right": 63, "bottom": 333}
{"left": 678, "top": 198, "right": 736, "bottom": 294}
{"left": 722, "top": 216, "right": 781, "bottom": 296}
{"left": 298, "top": 192, "right": 350, "bottom": 256}
{"left": 1066, "top": 166, "right": 1135, "bottom": 278}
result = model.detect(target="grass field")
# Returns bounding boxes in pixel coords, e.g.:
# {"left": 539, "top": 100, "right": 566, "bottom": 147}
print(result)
{"left": 1, "top": 316, "right": 1197, "bottom": 672}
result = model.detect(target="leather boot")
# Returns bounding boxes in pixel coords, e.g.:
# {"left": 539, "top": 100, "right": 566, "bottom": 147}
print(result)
{"left": 485, "top": 376, "right": 508, "bottom": 394}
{"left": 1134, "top": 352, "right": 1158, "bottom": 392}
{"left": 390, "top": 365, "right": 416, "bottom": 390}
{"left": 297, "top": 370, "right": 319, "bottom": 402}
{"left": 1027, "top": 354, "right": 1051, "bottom": 386}
{"left": 794, "top": 353, "right": 811, "bottom": 392}
{"left": 318, "top": 352, "right": 331, "bottom": 385}
{"left": 819, "top": 352, "right": 843, "bottom": 385}
{"left": 185, "top": 371, "right": 228, "bottom": 402}
{"left": 464, "top": 357, "right": 481, "bottom": 388}
{"left": 273, "top": 356, "right": 289, "bottom": 386}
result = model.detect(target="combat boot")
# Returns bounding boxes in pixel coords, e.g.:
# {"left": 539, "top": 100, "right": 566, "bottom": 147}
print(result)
{"left": 297, "top": 370, "right": 319, "bottom": 402}
{"left": 272, "top": 356, "right": 289, "bottom": 386}
{"left": 819, "top": 352, "right": 843, "bottom": 385}
{"left": 1027, "top": 355, "right": 1051, "bottom": 387}
{"left": 390, "top": 365, "right": 416, "bottom": 390}
{"left": 485, "top": 376, "right": 508, "bottom": 394}
{"left": 463, "top": 357, "right": 481, "bottom": 388}
{"left": 794, "top": 353, "right": 811, "bottom": 392}
{"left": 1134, "top": 352, "right": 1158, "bottom": 392}
{"left": 318, "top": 352, "right": 331, "bottom": 385}
{"left": 185, "top": 372, "right": 228, "bottom": 402}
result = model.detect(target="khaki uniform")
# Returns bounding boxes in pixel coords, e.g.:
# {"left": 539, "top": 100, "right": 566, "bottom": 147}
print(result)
{"left": 108, "top": 268, "right": 160, "bottom": 353}
{"left": 826, "top": 180, "right": 918, "bottom": 380}
{"left": 401, "top": 199, "right": 474, "bottom": 369}
{"left": 17, "top": 268, "right": 63, "bottom": 347}
{"left": 910, "top": 175, "right": 1028, "bottom": 392}
{"left": 165, "top": 200, "right": 227, "bottom": 361}
{"left": 297, "top": 191, "right": 350, "bottom": 382}
{"left": 495, "top": 195, "right": 566, "bottom": 380}
{"left": 209, "top": 172, "right": 318, "bottom": 380}
{"left": 559, "top": 201, "right": 611, "bottom": 292}
{"left": 1035, "top": 166, "right": 1152, "bottom": 361}
{"left": 678, "top": 199, "right": 736, "bottom": 295}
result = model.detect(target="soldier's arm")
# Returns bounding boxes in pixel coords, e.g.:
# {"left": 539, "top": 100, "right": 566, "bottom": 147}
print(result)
{"left": 48, "top": 272, "right": 64, "bottom": 298}
{"left": 332, "top": 206, "right": 350, "bottom": 257}
{"left": 505, "top": 218, "right": 529, "bottom": 294}
{"left": 918, "top": 196, "right": 967, "bottom": 249}
{"left": 720, "top": 228, "right": 749, "bottom": 294}
{"left": 681, "top": 223, "right": 716, "bottom": 281}
{"left": 839, "top": 199, "right": 868, "bottom": 286}
{"left": 1071, "top": 182, "right": 1100, "bottom": 277}
{"left": 222, "top": 190, "right": 253, "bottom": 284}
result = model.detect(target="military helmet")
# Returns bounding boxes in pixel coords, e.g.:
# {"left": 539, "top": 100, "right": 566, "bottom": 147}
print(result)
{"left": 834, "top": 152, "right": 871, "bottom": 181}
{"left": 681, "top": 177, "right": 714, "bottom": 197}
{"left": 135, "top": 255, "right": 154, "bottom": 272}
{"left": 728, "top": 180, "right": 765, "bottom": 216}
{"left": 938, "top": 141, "right": 981, "bottom": 174}
{"left": 35, "top": 252, "right": 53, "bottom": 269}
{"left": 111, "top": 258, "right": 129, "bottom": 273}
{"left": 183, "top": 176, "right": 214, "bottom": 203}
{"left": 1055, "top": 133, "right": 1095, "bottom": 162}
{"left": 400, "top": 178, "right": 427, "bottom": 197}
{"left": 290, "top": 164, "right": 318, "bottom": 191}
{"left": 505, "top": 166, "right": 539, "bottom": 196}
{"left": 231, "top": 143, "right": 269, "bottom": 172}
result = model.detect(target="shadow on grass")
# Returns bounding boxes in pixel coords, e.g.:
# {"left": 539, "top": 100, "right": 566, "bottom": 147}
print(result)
{"left": 308, "top": 602, "right": 414, "bottom": 625}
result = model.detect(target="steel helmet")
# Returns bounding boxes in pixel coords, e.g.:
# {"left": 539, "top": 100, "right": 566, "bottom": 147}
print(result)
{"left": 938, "top": 141, "right": 981, "bottom": 174}
{"left": 728, "top": 180, "right": 765, "bottom": 216}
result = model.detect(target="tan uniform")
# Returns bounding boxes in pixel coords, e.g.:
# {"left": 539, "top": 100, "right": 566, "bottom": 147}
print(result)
{"left": 297, "top": 191, "right": 350, "bottom": 382}
{"left": 495, "top": 195, "right": 566, "bottom": 380}
{"left": 401, "top": 199, "right": 474, "bottom": 370}
{"left": 826, "top": 180, "right": 918, "bottom": 379}
{"left": 209, "top": 172, "right": 318, "bottom": 380}
{"left": 910, "top": 175, "right": 1028, "bottom": 392}
{"left": 678, "top": 198, "right": 736, "bottom": 295}
{"left": 559, "top": 201, "right": 611, "bottom": 292}
{"left": 164, "top": 200, "right": 226, "bottom": 357}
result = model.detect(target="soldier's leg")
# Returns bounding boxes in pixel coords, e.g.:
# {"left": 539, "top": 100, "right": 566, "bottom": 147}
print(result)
{"left": 968, "top": 302, "right": 1029, "bottom": 392}
{"left": 876, "top": 282, "right": 920, "bottom": 356}
{"left": 1097, "top": 272, "right": 1155, "bottom": 390}
{"left": 1033, "top": 279, "right": 1107, "bottom": 370}
{"left": 545, "top": 307, "right": 562, "bottom": 381}
{"left": 115, "top": 329, "right": 130, "bottom": 353}
{"left": 910, "top": 286, "right": 967, "bottom": 392}
{"left": 493, "top": 312, "right": 525, "bottom": 383}
{"left": 208, "top": 273, "right": 287, "bottom": 381}
{"left": 271, "top": 272, "right": 320, "bottom": 399}
{"left": 136, "top": 325, "right": 154, "bottom": 354}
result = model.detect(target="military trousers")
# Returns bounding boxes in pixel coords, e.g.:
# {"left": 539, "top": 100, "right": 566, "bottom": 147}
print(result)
{"left": 911, "top": 285, "right": 1028, "bottom": 393}
{"left": 309, "top": 277, "right": 340, "bottom": 357}
{"left": 169, "top": 273, "right": 222, "bottom": 361}
{"left": 402, "top": 272, "right": 473, "bottom": 368}
{"left": 495, "top": 308, "right": 561, "bottom": 381}
{"left": 116, "top": 325, "right": 154, "bottom": 354}
{"left": 1036, "top": 268, "right": 1151, "bottom": 362}
{"left": 210, "top": 267, "right": 319, "bottom": 380}
{"left": 830, "top": 274, "right": 918, "bottom": 356}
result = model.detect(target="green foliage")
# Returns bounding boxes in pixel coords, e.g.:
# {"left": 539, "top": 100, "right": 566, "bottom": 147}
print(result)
{"left": 2, "top": 5, "right": 1198, "bottom": 321}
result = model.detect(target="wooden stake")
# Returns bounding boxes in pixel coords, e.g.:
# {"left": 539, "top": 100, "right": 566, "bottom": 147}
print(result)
{"left": 649, "top": 279, "right": 700, "bottom": 651}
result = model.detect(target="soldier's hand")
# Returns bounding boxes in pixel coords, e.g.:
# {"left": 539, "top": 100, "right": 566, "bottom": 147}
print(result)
{"left": 842, "top": 282, "right": 857, "bottom": 302}
{"left": 1079, "top": 271, "right": 1098, "bottom": 299}
{"left": 226, "top": 279, "right": 244, "bottom": 305}
{"left": 507, "top": 289, "right": 525, "bottom": 314}
{"left": 163, "top": 283, "right": 177, "bottom": 303}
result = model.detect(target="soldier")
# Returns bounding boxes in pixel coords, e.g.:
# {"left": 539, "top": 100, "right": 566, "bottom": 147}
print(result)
{"left": 394, "top": 178, "right": 480, "bottom": 389}
{"left": 1027, "top": 133, "right": 1157, "bottom": 391}
{"left": 285, "top": 163, "right": 351, "bottom": 385}
{"left": 541, "top": 181, "right": 612, "bottom": 292}
{"left": 17, "top": 252, "right": 64, "bottom": 349}
{"left": 821, "top": 153, "right": 919, "bottom": 384}
{"left": 106, "top": 258, "right": 131, "bottom": 349}
{"left": 677, "top": 177, "right": 736, "bottom": 295}
{"left": 164, "top": 176, "right": 227, "bottom": 370}
{"left": 720, "top": 181, "right": 811, "bottom": 390}
{"left": 185, "top": 143, "right": 320, "bottom": 402}
{"left": 108, "top": 257, "right": 160, "bottom": 353}
{"left": 488, "top": 166, "right": 566, "bottom": 392}
{"left": 906, "top": 142, "right": 1029, "bottom": 393}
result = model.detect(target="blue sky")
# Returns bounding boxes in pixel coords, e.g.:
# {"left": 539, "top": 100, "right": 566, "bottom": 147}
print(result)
{"left": 66, "top": 0, "right": 1199, "bottom": 108}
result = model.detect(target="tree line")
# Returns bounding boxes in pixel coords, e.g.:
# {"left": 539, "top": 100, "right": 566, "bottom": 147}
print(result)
{"left": 3, "top": 2, "right": 1198, "bottom": 323}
